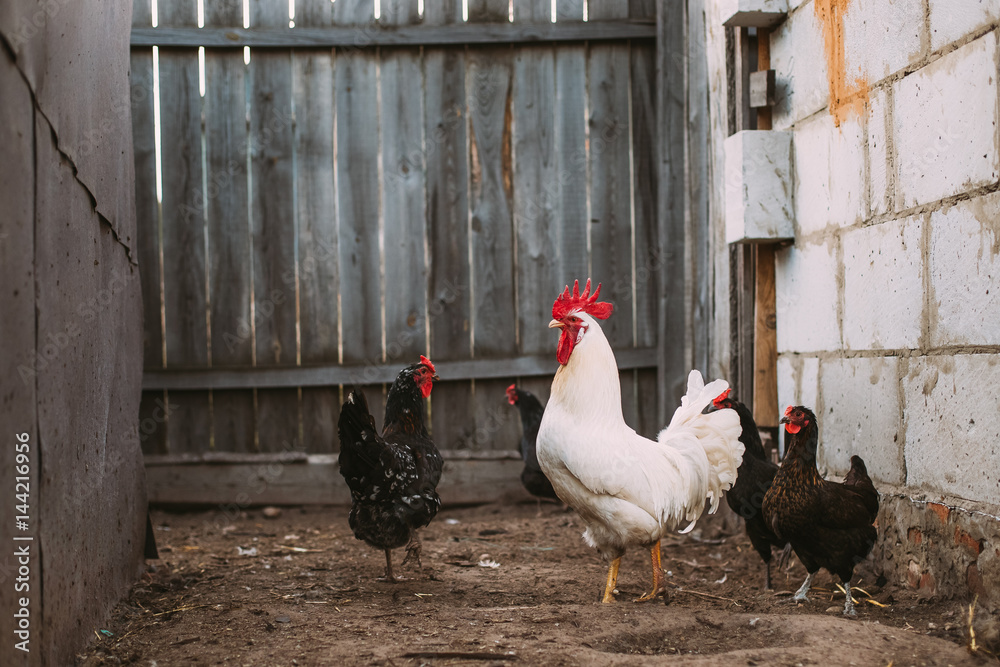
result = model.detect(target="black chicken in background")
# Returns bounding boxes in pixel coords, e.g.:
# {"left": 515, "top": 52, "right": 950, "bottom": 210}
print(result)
{"left": 710, "top": 389, "right": 790, "bottom": 590}
{"left": 337, "top": 356, "right": 442, "bottom": 582}
{"left": 506, "top": 385, "right": 559, "bottom": 506}
{"left": 762, "top": 405, "right": 880, "bottom": 615}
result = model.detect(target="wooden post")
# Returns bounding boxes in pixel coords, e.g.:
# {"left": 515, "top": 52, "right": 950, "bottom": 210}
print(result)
{"left": 752, "top": 28, "right": 778, "bottom": 428}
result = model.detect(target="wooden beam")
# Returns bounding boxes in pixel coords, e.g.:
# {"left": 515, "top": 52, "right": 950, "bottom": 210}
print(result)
{"left": 131, "top": 21, "right": 656, "bottom": 49}
{"left": 753, "top": 245, "right": 778, "bottom": 427}
{"left": 145, "top": 457, "right": 530, "bottom": 506}
{"left": 142, "top": 347, "right": 658, "bottom": 390}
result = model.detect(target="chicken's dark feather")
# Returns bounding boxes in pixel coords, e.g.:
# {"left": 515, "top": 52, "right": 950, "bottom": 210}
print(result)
{"left": 508, "top": 388, "right": 559, "bottom": 501}
{"left": 763, "top": 407, "right": 879, "bottom": 586}
{"left": 337, "top": 363, "right": 442, "bottom": 557}
{"left": 717, "top": 396, "right": 789, "bottom": 588}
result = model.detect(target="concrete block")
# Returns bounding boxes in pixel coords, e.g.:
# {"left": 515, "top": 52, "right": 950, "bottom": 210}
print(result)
{"left": 929, "top": 191, "right": 1000, "bottom": 347}
{"left": 894, "top": 32, "right": 999, "bottom": 209}
{"left": 772, "top": 5, "right": 829, "bottom": 130}
{"left": 867, "top": 86, "right": 891, "bottom": 218}
{"left": 775, "top": 241, "right": 842, "bottom": 353}
{"left": 842, "top": 215, "right": 924, "bottom": 350}
{"left": 725, "top": 130, "right": 795, "bottom": 243}
{"left": 721, "top": 0, "right": 788, "bottom": 27}
{"left": 843, "top": 0, "right": 926, "bottom": 82}
{"left": 777, "top": 354, "right": 819, "bottom": 458}
{"left": 903, "top": 354, "right": 1000, "bottom": 506}
{"left": 777, "top": 354, "right": 819, "bottom": 416}
{"left": 929, "top": 0, "right": 1000, "bottom": 52}
{"left": 793, "top": 111, "right": 866, "bottom": 235}
{"left": 817, "top": 356, "right": 904, "bottom": 484}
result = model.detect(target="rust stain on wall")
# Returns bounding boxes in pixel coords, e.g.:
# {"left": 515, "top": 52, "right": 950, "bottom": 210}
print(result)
{"left": 814, "top": 0, "right": 869, "bottom": 126}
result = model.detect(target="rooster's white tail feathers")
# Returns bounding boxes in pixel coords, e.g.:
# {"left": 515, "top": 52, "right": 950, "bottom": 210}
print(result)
{"left": 658, "top": 370, "right": 744, "bottom": 519}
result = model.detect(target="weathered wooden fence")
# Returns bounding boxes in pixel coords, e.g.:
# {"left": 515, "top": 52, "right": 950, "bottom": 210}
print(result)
{"left": 132, "top": 0, "right": 666, "bottom": 504}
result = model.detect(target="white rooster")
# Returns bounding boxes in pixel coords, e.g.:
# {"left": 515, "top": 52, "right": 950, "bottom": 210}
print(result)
{"left": 536, "top": 280, "right": 744, "bottom": 603}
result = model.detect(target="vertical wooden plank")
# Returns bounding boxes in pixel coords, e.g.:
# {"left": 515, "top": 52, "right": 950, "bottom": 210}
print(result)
{"left": 468, "top": 0, "right": 520, "bottom": 451}
{"left": 205, "top": 0, "right": 255, "bottom": 452}
{"left": 294, "top": 0, "right": 340, "bottom": 454}
{"left": 381, "top": 0, "right": 427, "bottom": 367}
{"left": 512, "top": 2, "right": 557, "bottom": 356}
{"left": 250, "top": 0, "right": 300, "bottom": 452}
{"left": 753, "top": 245, "right": 778, "bottom": 427}
{"left": 132, "top": 0, "right": 162, "bottom": 371}
{"left": 554, "top": 0, "right": 589, "bottom": 286}
{"left": 629, "top": 1, "right": 660, "bottom": 435}
{"left": 335, "top": 0, "right": 386, "bottom": 424}
{"left": 688, "top": 0, "right": 712, "bottom": 377}
{"left": 657, "top": 0, "right": 689, "bottom": 419}
{"left": 587, "top": 1, "right": 634, "bottom": 352}
{"left": 424, "top": 0, "right": 475, "bottom": 450}
{"left": 752, "top": 31, "right": 778, "bottom": 429}
{"left": 158, "top": 0, "right": 210, "bottom": 454}
{"left": 132, "top": 0, "right": 169, "bottom": 455}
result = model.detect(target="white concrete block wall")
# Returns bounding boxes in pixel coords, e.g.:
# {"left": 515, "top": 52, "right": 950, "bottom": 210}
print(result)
{"left": 867, "top": 87, "right": 891, "bottom": 218}
{"left": 817, "top": 356, "right": 904, "bottom": 485}
{"left": 842, "top": 214, "right": 924, "bottom": 350}
{"left": 707, "top": 0, "right": 1000, "bottom": 605}
{"left": 929, "top": 192, "right": 1000, "bottom": 347}
{"left": 843, "top": 0, "right": 926, "bottom": 82}
{"left": 903, "top": 354, "right": 1000, "bottom": 505}
{"left": 771, "top": 4, "right": 828, "bottom": 130}
{"left": 893, "top": 32, "right": 999, "bottom": 210}
{"left": 929, "top": 0, "right": 1000, "bottom": 51}
{"left": 757, "top": 2, "right": 1000, "bottom": 511}
{"left": 775, "top": 241, "right": 842, "bottom": 352}
{"left": 793, "top": 112, "right": 866, "bottom": 234}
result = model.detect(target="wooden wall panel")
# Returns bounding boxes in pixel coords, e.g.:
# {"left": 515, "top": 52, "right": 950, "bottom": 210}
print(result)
{"left": 468, "top": 0, "right": 521, "bottom": 451}
{"left": 425, "top": 0, "right": 476, "bottom": 450}
{"left": 205, "top": 0, "right": 255, "bottom": 452}
{"left": 294, "top": 0, "right": 340, "bottom": 454}
{"left": 158, "top": 0, "right": 211, "bottom": 454}
{"left": 131, "top": 0, "right": 666, "bottom": 475}
{"left": 250, "top": 0, "right": 300, "bottom": 452}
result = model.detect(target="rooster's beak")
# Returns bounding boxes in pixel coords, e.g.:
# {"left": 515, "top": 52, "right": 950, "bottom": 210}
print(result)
{"left": 548, "top": 319, "right": 564, "bottom": 329}
{"left": 778, "top": 415, "right": 789, "bottom": 424}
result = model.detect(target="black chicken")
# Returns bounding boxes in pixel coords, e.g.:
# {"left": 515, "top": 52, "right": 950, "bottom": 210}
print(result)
{"left": 762, "top": 405, "right": 879, "bottom": 615}
{"left": 337, "top": 356, "right": 442, "bottom": 582}
{"left": 711, "top": 389, "right": 790, "bottom": 590}
{"left": 506, "top": 385, "right": 559, "bottom": 504}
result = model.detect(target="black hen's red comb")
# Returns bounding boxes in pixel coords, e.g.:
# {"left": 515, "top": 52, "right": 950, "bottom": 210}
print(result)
{"left": 552, "top": 279, "right": 613, "bottom": 321}
{"left": 712, "top": 388, "right": 732, "bottom": 408}
{"left": 419, "top": 355, "right": 436, "bottom": 374}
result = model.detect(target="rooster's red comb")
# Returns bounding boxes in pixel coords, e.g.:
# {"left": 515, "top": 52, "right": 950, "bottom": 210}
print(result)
{"left": 419, "top": 355, "right": 436, "bottom": 374}
{"left": 551, "top": 279, "right": 613, "bottom": 321}
{"left": 784, "top": 405, "right": 794, "bottom": 417}
{"left": 712, "top": 388, "right": 732, "bottom": 408}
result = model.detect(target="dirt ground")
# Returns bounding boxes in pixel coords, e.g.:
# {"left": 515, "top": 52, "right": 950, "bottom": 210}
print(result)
{"left": 78, "top": 502, "right": 996, "bottom": 666}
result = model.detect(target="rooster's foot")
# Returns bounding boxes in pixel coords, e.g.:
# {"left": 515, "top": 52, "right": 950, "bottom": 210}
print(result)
{"left": 634, "top": 542, "right": 669, "bottom": 603}
{"left": 601, "top": 557, "right": 622, "bottom": 603}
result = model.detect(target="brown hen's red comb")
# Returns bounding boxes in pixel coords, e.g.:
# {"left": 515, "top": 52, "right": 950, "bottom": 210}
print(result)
{"left": 712, "top": 388, "right": 732, "bottom": 407}
{"left": 419, "top": 355, "right": 436, "bottom": 374}
{"left": 551, "top": 279, "right": 613, "bottom": 321}
{"left": 784, "top": 405, "right": 794, "bottom": 417}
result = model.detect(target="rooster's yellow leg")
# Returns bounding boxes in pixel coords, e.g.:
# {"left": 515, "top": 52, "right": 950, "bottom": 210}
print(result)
{"left": 601, "top": 557, "right": 621, "bottom": 603}
{"left": 634, "top": 541, "right": 668, "bottom": 602}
